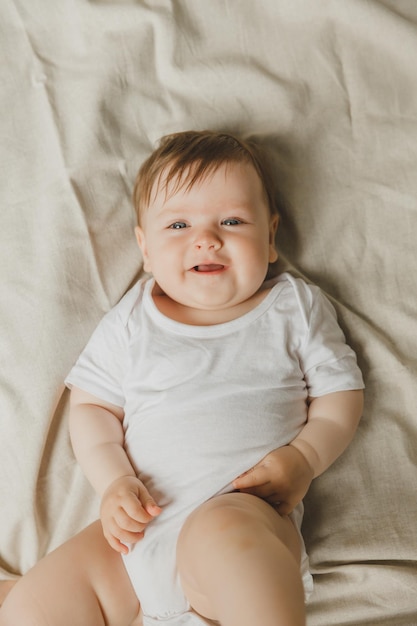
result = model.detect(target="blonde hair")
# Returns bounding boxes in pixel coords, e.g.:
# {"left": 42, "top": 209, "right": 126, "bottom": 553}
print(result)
{"left": 133, "top": 130, "right": 278, "bottom": 225}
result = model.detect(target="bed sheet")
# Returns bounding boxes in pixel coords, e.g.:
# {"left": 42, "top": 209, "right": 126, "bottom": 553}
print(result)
{"left": 1, "top": 1, "right": 417, "bottom": 624}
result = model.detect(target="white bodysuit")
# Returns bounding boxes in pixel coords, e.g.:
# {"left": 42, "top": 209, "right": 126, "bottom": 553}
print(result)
{"left": 66, "top": 272, "right": 364, "bottom": 625}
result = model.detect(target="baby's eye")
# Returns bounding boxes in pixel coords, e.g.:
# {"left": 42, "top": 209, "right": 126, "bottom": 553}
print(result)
{"left": 168, "top": 221, "right": 188, "bottom": 229}
{"left": 222, "top": 218, "right": 243, "bottom": 226}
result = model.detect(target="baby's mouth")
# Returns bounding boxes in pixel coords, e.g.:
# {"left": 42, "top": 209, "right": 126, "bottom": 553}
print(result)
{"left": 193, "top": 264, "right": 225, "bottom": 272}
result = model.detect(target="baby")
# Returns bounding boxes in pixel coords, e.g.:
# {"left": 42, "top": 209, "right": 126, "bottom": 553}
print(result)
{"left": 0, "top": 130, "right": 364, "bottom": 626}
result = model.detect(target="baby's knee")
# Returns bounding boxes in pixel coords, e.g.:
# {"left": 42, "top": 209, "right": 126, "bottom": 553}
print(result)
{"left": 177, "top": 492, "right": 301, "bottom": 572}
{"left": 183, "top": 491, "right": 281, "bottom": 534}
{"left": 178, "top": 493, "right": 269, "bottom": 563}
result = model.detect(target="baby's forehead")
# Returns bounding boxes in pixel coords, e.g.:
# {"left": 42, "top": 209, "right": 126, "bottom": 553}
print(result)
{"left": 152, "top": 158, "right": 252, "bottom": 200}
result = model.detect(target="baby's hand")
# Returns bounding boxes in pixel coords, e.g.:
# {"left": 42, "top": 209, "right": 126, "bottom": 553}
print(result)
{"left": 100, "top": 475, "right": 162, "bottom": 554}
{"left": 232, "top": 445, "right": 314, "bottom": 515}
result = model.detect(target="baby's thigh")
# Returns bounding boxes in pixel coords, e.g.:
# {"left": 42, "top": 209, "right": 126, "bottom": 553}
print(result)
{"left": 176, "top": 492, "right": 302, "bottom": 619}
{"left": 0, "top": 580, "right": 17, "bottom": 606}
{"left": 0, "top": 521, "right": 140, "bottom": 626}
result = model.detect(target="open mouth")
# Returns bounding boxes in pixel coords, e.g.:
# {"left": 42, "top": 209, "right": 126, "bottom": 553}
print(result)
{"left": 192, "top": 264, "right": 225, "bottom": 273}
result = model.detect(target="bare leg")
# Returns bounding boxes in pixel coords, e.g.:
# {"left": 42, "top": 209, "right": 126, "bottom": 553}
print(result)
{"left": 177, "top": 492, "right": 306, "bottom": 626}
{"left": 0, "top": 521, "right": 141, "bottom": 626}
{"left": 0, "top": 581, "right": 17, "bottom": 607}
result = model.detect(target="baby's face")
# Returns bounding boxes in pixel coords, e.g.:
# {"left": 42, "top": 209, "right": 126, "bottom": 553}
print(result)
{"left": 135, "top": 161, "right": 278, "bottom": 322}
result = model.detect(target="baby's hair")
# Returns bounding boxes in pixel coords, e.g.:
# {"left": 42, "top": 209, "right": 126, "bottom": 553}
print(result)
{"left": 133, "top": 130, "right": 278, "bottom": 224}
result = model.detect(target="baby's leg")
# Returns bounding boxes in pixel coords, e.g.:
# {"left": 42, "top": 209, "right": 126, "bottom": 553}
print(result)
{"left": 0, "top": 581, "right": 16, "bottom": 607}
{"left": 0, "top": 521, "right": 141, "bottom": 626}
{"left": 177, "top": 492, "right": 306, "bottom": 626}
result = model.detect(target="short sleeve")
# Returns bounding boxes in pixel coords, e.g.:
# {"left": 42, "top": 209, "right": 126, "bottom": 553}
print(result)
{"left": 299, "top": 287, "right": 364, "bottom": 397}
{"left": 65, "top": 305, "right": 128, "bottom": 407}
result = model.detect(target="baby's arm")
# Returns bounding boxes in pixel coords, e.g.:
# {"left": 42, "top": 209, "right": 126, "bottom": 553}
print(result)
{"left": 69, "top": 387, "right": 161, "bottom": 553}
{"left": 290, "top": 389, "right": 364, "bottom": 478}
{"left": 233, "top": 389, "right": 364, "bottom": 514}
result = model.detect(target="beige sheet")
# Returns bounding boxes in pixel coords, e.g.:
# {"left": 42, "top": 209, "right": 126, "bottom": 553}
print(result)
{"left": 1, "top": 1, "right": 417, "bottom": 624}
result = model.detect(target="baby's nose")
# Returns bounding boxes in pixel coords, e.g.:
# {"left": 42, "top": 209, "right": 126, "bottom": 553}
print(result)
{"left": 194, "top": 230, "right": 222, "bottom": 250}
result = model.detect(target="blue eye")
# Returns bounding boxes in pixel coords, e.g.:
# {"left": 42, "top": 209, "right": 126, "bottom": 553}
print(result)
{"left": 169, "top": 222, "right": 187, "bottom": 229}
{"left": 222, "top": 218, "right": 242, "bottom": 226}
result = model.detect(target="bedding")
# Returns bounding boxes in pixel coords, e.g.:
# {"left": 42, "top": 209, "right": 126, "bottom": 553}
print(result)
{"left": 1, "top": 1, "right": 417, "bottom": 624}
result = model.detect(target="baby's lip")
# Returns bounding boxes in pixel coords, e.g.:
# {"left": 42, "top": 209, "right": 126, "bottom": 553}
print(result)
{"left": 191, "top": 264, "right": 225, "bottom": 273}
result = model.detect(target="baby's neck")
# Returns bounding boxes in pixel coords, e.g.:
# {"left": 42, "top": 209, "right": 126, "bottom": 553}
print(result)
{"left": 152, "top": 286, "right": 271, "bottom": 326}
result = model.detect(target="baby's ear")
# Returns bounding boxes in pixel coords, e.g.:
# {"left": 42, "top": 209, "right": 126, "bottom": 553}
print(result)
{"left": 268, "top": 214, "right": 279, "bottom": 263}
{"left": 135, "top": 226, "right": 151, "bottom": 272}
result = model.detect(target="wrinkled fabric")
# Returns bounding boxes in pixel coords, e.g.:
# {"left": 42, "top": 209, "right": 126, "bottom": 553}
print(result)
{"left": 1, "top": 1, "right": 417, "bottom": 624}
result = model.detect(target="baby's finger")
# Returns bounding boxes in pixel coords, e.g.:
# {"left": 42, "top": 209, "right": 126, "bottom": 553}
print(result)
{"left": 114, "top": 506, "right": 148, "bottom": 533}
{"left": 232, "top": 465, "right": 269, "bottom": 490}
{"left": 104, "top": 518, "right": 146, "bottom": 552}
{"left": 115, "top": 527, "right": 145, "bottom": 548}
{"left": 240, "top": 484, "right": 279, "bottom": 501}
{"left": 123, "top": 494, "right": 155, "bottom": 524}
{"left": 104, "top": 529, "right": 131, "bottom": 555}
{"left": 137, "top": 484, "right": 162, "bottom": 518}
{"left": 109, "top": 537, "right": 126, "bottom": 554}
